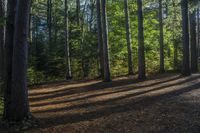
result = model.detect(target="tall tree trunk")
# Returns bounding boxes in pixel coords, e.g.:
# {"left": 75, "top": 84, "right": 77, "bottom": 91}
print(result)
{"left": 4, "top": 0, "right": 31, "bottom": 121}
{"left": 137, "top": 0, "right": 146, "bottom": 79}
{"left": 64, "top": 0, "right": 72, "bottom": 79}
{"left": 190, "top": 10, "right": 198, "bottom": 72}
{"left": 181, "top": 0, "right": 191, "bottom": 76}
{"left": 97, "top": 0, "right": 104, "bottom": 78}
{"left": 0, "top": 0, "right": 5, "bottom": 93}
{"left": 48, "top": 0, "right": 52, "bottom": 53}
{"left": 89, "top": 0, "right": 94, "bottom": 31}
{"left": 3, "top": 0, "right": 16, "bottom": 120}
{"left": 172, "top": 0, "right": 178, "bottom": 71}
{"left": 101, "top": 0, "right": 111, "bottom": 82}
{"left": 159, "top": 0, "right": 165, "bottom": 73}
{"left": 124, "top": 0, "right": 134, "bottom": 75}
{"left": 76, "top": 0, "right": 80, "bottom": 26}
{"left": 197, "top": 8, "right": 200, "bottom": 57}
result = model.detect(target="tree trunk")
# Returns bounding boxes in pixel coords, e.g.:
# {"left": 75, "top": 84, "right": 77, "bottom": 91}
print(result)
{"left": 181, "top": 0, "right": 191, "bottom": 76}
{"left": 101, "top": 0, "right": 111, "bottom": 82}
{"left": 64, "top": 0, "right": 72, "bottom": 80}
{"left": 197, "top": 8, "right": 200, "bottom": 57}
{"left": 3, "top": 0, "right": 16, "bottom": 120}
{"left": 159, "top": 0, "right": 165, "bottom": 73}
{"left": 4, "top": 0, "right": 31, "bottom": 121}
{"left": 124, "top": 0, "right": 134, "bottom": 75}
{"left": 190, "top": 10, "right": 198, "bottom": 73}
{"left": 0, "top": 0, "right": 5, "bottom": 93}
{"left": 97, "top": 0, "right": 104, "bottom": 78}
{"left": 48, "top": 0, "right": 52, "bottom": 53}
{"left": 137, "top": 0, "right": 146, "bottom": 79}
{"left": 172, "top": 0, "right": 178, "bottom": 71}
{"left": 76, "top": 0, "right": 80, "bottom": 26}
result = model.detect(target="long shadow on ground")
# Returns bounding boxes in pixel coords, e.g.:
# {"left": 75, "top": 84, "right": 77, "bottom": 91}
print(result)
{"left": 30, "top": 74, "right": 200, "bottom": 131}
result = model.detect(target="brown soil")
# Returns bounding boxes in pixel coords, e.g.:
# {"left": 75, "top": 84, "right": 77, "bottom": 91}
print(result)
{"left": 4, "top": 73, "right": 200, "bottom": 132}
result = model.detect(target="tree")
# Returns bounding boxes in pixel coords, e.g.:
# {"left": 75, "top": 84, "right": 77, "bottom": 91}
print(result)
{"left": 159, "top": 0, "right": 165, "bottom": 73}
{"left": 76, "top": 0, "right": 80, "bottom": 26}
{"left": 64, "top": 0, "right": 72, "bottom": 79}
{"left": 181, "top": 0, "right": 191, "bottom": 76}
{"left": 47, "top": 0, "right": 52, "bottom": 52}
{"left": 124, "top": 0, "right": 134, "bottom": 75}
{"left": 101, "top": 0, "right": 111, "bottom": 82}
{"left": 197, "top": 8, "right": 200, "bottom": 57}
{"left": 190, "top": 10, "right": 198, "bottom": 72}
{"left": 4, "top": 0, "right": 31, "bottom": 121}
{"left": 97, "top": 0, "right": 104, "bottom": 78}
{"left": 4, "top": 0, "right": 16, "bottom": 120}
{"left": 0, "top": 0, "right": 5, "bottom": 92}
{"left": 137, "top": 0, "right": 146, "bottom": 79}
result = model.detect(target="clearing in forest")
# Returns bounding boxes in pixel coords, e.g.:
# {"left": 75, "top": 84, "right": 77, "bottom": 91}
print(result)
{"left": 19, "top": 74, "right": 200, "bottom": 132}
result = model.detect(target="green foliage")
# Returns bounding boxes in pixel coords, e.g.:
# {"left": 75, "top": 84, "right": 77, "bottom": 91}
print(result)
{"left": 28, "top": 0, "right": 186, "bottom": 84}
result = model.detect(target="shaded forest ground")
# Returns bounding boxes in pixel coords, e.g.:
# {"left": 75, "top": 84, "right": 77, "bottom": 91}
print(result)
{"left": 1, "top": 73, "right": 200, "bottom": 132}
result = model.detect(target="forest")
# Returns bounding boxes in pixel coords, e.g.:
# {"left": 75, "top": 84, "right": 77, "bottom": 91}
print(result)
{"left": 0, "top": 0, "right": 200, "bottom": 132}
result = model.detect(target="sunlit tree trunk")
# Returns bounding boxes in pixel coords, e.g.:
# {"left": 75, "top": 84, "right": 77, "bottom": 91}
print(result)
{"left": 159, "top": 0, "right": 165, "bottom": 73}
{"left": 190, "top": 10, "right": 198, "bottom": 73}
{"left": 181, "top": 0, "right": 191, "bottom": 76}
{"left": 124, "top": 0, "right": 134, "bottom": 75}
{"left": 101, "top": 0, "right": 111, "bottom": 82}
{"left": 64, "top": 0, "right": 72, "bottom": 79}
{"left": 137, "top": 0, "right": 146, "bottom": 79}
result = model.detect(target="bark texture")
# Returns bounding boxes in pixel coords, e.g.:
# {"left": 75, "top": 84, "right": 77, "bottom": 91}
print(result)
{"left": 101, "top": 0, "right": 111, "bottom": 82}
{"left": 181, "top": 0, "right": 191, "bottom": 76}
{"left": 137, "top": 0, "right": 146, "bottom": 79}
{"left": 4, "top": 0, "right": 31, "bottom": 121}
{"left": 97, "top": 0, "right": 104, "bottom": 78}
{"left": 190, "top": 11, "right": 198, "bottom": 73}
{"left": 159, "top": 0, "right": 165, "bottom": 73}
{"left": 64, "top": 0, "right": 72, "bottom": 79}
{"left": 0, "top": 0, "right": 5, "bottom": 92}
{"left": 124, "top": 0, "right": 134, "bottom": 75}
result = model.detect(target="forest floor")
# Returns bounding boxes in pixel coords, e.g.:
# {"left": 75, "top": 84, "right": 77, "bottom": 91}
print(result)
{"left": 1, "top": 73, "right": 200, "bottom": 133}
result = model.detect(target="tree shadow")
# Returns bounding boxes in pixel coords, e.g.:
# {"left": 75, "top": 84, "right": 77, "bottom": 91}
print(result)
{"left": 29, "top": 74, "right": 181, "bottom": 102}
{"left": 37, "top": 80, "right": 200, "bottom": 128}
{"left": 32, "top": 75, "right": 199, "bottom": 113}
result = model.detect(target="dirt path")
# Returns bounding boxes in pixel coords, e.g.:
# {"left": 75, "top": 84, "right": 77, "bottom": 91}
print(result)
{"left": 25, "top": 73, "right": 200, "bottom": 132}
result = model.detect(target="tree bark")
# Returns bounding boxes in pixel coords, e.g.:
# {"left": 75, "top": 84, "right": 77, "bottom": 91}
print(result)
{"left": 124, "top": 0, "right": 134, "bottom": 75}
{"left": 76, "top": 0, "right": 80, "bottom": 26}
{"left": 197, "top": 8, "right": 200, "bottom": 57}
{"left": 181, "top": 0, "right": 191, "bottom": 76}
{"left": 0, "top": 0, "right": 5, "bottom": 93}
{"left": 97, "top": 0, "right": 104, "bottom": 78}
{"left": 3, "top": 0, "right": 16, "bottom": 120}
{"left": 4, "top": 0, "right": 31, "bottom": 121}
{"left": 64, "top": 0, "right": 72, "bottom": 79}
{"left": 190, "top": 10, "right": 198, "bottom": 73}
{"left": 101, "top": 0, "right": 111, "bottom": 82}
{"left": 48, "top": 0, "right": 52, "bottom": 53}
{"left": 137, "top": 0, "right": 146, "bottom": 80}
{"left": 159, "top": 0, "right": 165, "bottom": 73}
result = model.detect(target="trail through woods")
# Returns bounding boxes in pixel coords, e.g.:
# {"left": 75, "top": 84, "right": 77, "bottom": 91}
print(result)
{"left": 4, "top": 73, "right": 200, "bottom": 132}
